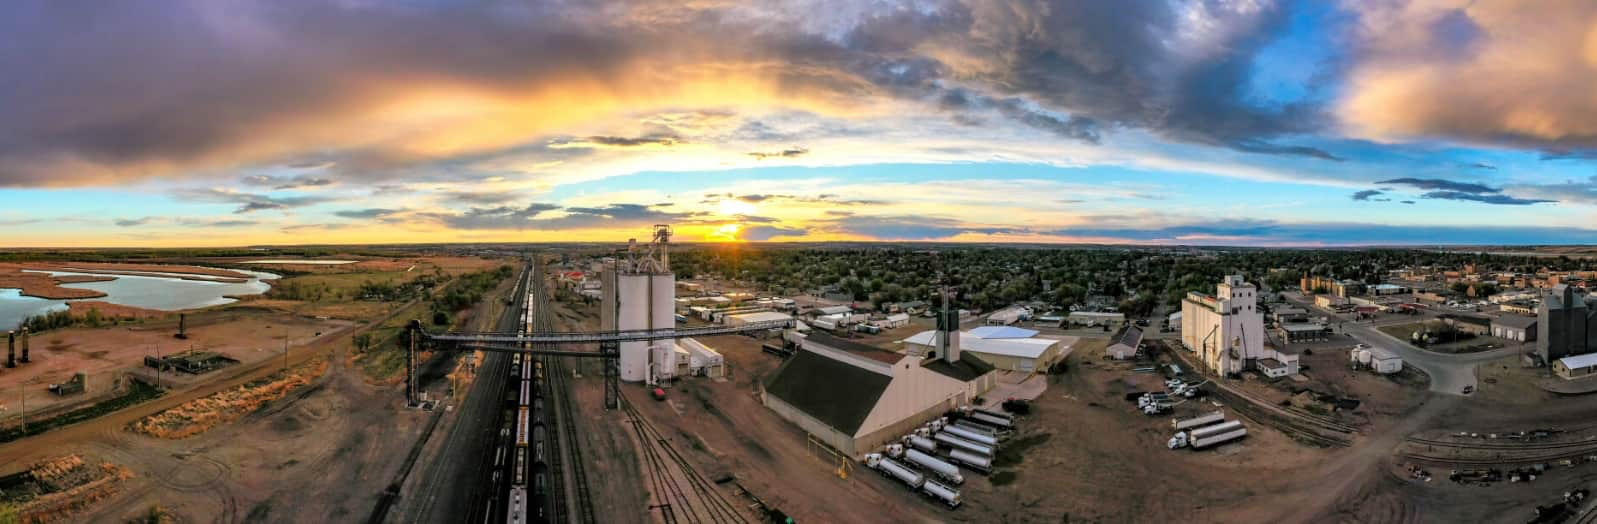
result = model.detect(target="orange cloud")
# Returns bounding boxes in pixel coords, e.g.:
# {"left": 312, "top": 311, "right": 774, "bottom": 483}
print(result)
{"left": 1340, "top": 0, "right": 1597, "bottom": 148}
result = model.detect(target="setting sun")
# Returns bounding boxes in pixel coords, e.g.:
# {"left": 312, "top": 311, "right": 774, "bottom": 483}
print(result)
{"left": 709, "top": 223, "right": 742, "bottom": 241}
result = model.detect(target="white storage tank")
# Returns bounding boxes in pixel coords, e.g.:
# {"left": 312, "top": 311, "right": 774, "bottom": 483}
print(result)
{"left": 617, "top": 274, "right": 651, "bottom": 382}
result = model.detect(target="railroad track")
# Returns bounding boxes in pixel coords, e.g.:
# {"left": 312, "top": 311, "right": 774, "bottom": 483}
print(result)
{"left": 1400, "top": 433, "right": 1597, "bottom": 468}
{"left": 530, "top": 262, "right": 597, "bottom": 524}
{"left": 1405, "top": 436, "right": 1597, "bottom": 451}
{"left": 618, "top": 393, "right": 748, "bottom": 524}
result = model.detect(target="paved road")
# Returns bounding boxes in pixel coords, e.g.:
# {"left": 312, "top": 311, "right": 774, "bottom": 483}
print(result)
{"left": 1279, "top": 291, "right": 1522, "bottom": 396}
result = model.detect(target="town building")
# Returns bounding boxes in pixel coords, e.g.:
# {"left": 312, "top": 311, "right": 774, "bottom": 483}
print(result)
{"left": 878, "top": 313, "right": 911, "bottom": 329}
{"left": 1105, "top": 325, "right": 1143, "bottom": 360}
{"left": 1067, "top": 311, "right": 1124, "bottom": 327}
{"left": 1314, "top": 295, "right": 1350, "bottom": 310}
{"left": 985, "top": 306, "right": 1029, "bottom": 326}
{"left": 1499, "top": 301, "right": 1537, "bottom": 316}
{"left": 1300, "top": 274, "right": 1365, "bottom": 297}
{"left": 1182, "top": 275, "right": 1299, "bottom": 376}
{"left": 762, "top": 331, "right": 995, "bottom": 456}
{"left": 1555, "top": 353, "right": 1597, "bottom": 380}
{"left": 1370, "top": 283, "right": 1410, "bottom": 296}
{"left": 726, "top": 311, "right": 794, "bottom": 328}
{"left": 1539, "top": 285, "right": 1597, "bottom": 362}
{"left": 1270, "top": 306, "right": 1309, "bottom": 324}
{"left": 1276, "top": 323, "right": 1331, "bottom": 344}
{"left": 1491, "top": 315, "right": 1538, "bottom": 343}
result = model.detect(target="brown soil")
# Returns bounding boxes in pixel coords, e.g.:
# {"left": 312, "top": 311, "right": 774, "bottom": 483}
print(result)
{"left": 130, "top": 357, "right": 330, "bottom": 439}
{"left": 64, "top": 301, "right": 166, "bottom": 320}
{"left": 0, "top": 312, "right": 352, "bottom": 421}
{"left": 0, "top": 267, "right": 107, "bottom": 299}
{"left": 26, "top": 262, "right": 252, "bottom": 280}
{"left": 51, "top": 275, "right": 116, "bottom": 284}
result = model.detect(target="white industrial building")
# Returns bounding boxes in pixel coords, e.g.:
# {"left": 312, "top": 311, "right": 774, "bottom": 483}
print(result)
{"left": 985, "top": 306, "right": 1029, "bottom": 326}
{"left": 726, "top": 311, "right": 794, "bottom": 328}
{"left": 878, "top": 313, "right": 911, "bottom": 329}
{"left": 677, "top": 338, "right": 725, "bottom": 378}
{"left": 762, "top": 331, "right": 996, "bottom": 456}
{"left": 1068, "top": 311, "right": 1124, "bottom": 326}
{"left": 1181, "top": 275, "right": 1299, "bottom": 376}
{"left": 1555, "top": 353, "right": 1597, "bottom": 380}
{"left": 901, "top": 326, "right": 1074, "bottom": 373}
{"left": 1351, "top": 346, "right": 1402, "bottom": 374}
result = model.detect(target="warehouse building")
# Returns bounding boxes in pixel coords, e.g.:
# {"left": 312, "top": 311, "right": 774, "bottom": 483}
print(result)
{"left": 1068, "top": 311, "right": 1124, "bottom": 327}
{"left": 762, "top": 331, "right": 995, "bottom": 456}
{"left": 1491, "top": 315, "right": 1538, "bottom": 343}
{"left": 725, "top": 310, "right": 794, "bottom": 328}
{"left": 1554, "top": 353, "right": 1597, "bottom": 380}
{"left": 1277, "top": 323, "right": 1331, "bottom": 344}
{"left": 901, "top": 326, "right": 1074, "bottom": 373}
{"left": 1105, "top": 325, "right": 1143, "bottom": 360}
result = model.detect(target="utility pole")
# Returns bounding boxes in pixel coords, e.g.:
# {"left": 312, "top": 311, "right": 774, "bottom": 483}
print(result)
{"left": 283, "top": 338, "right": 289, "bottom": 373}
{"left": 154, "top": 344, "right": 161, "bottom": 388}
{"left": 19, "top": 381, "right": 25, "bottom": 436}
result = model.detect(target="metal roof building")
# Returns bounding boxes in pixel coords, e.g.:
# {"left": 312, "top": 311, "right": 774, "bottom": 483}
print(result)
{"left": 901, "top": 328, "right": 1074, "bottom": 372}
{"left": 761, "top": 332, "right": 996, "bottom": 456}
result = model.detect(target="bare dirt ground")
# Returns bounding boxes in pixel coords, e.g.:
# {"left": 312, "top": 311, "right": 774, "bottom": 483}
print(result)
{"left": 0, "top": 311, "right": 350, "bottom": 420}
{"left": 0, "top": 256, "right": 516, "bottom": 523}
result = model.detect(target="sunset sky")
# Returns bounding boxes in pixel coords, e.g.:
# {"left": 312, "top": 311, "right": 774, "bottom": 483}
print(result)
{"left": 4, "top": 0, "right": 1597, "bottom": 246}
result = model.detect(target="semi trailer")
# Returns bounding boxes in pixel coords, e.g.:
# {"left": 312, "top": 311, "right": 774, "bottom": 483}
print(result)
{"left": 934, "top": 432, "right": 994, "bottom": 457}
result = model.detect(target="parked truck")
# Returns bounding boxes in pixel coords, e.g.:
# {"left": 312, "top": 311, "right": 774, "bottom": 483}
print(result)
{"left": 1173, "top": 411, "right": 1225, "bottom": 431}
{"left": 934, "top": 432, "right": 994, "bottom": 457}
{"left": 897, "top": 448, "right": 964, "bottom": 485}
{"left": 946, "top": 449, "right": 992, "bottom": 473}
{"left": 943, "top": 426, "right": 998, "bottom": 447}
{"left": 920, "top": 479, "right": 962, "bottom": 509}
{"left": 864, "top": 453, "right": 924, "bottom": 490}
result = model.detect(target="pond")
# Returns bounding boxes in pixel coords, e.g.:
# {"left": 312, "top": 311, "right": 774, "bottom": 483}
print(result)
{"left": 0, "top": 268, "right": 278, "bottom": 331}
{"left": 0, "top": 289, "right": 68, "bottom": 333}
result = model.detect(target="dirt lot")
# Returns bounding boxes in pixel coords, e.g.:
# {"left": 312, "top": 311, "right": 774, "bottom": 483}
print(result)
{"left": 0, "top": 311, "right": 350, "bottom": 421}
{"left": 0, "top": 254, "right": 517, "bottom": 523}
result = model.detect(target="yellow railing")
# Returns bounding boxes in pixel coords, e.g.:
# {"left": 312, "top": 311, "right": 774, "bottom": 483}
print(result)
{"left": 806, "top": 433, "right": 854, "bottom": 480}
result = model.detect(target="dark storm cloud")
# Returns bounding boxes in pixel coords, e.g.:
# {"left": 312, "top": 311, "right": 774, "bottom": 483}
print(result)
{"left": 0, "top": 0, "right": 1351, "bottom": 187}
{"left": 1377, "top": 177, "right": 1498, "bottom": 194}
{"left": 839, "top": 1, "right": 1332, "bottom": 158}
{"left": 1351, "top": 189, "right": 1383, "bottom": 201}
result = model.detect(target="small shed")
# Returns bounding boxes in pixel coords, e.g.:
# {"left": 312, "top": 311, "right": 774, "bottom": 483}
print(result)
{"left": 1368, "top": 347, "right": 1403, "bottom": 374}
